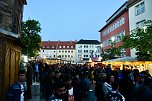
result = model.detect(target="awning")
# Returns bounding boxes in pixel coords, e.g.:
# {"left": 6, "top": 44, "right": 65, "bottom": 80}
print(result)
{"left": 103, "top": 56, "right": 137, "bottom": 62}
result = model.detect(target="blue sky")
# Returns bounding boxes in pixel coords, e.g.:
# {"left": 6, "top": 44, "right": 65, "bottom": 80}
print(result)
{"left": 23, "top": 0, "right": 127, "bottom": 41}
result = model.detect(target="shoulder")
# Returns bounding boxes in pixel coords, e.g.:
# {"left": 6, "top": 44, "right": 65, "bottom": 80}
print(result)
{"left": 48, "top": 95, "right": 56, "bottom": 101}
{"left": 11, "top": 82, "right": 20, "bottom": 89}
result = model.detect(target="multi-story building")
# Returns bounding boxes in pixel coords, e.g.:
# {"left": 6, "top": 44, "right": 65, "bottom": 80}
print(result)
{"left": 76, "top": 39, "right": 101, "bottom": 63}
{"left": 40, "top": 41, "right": 77, "bottom": 64}
{"left": 128, "top": 0, "right": 152, "bottom": 57}
{"left": 99, "top": 1, "right": 130, "bottom": 57}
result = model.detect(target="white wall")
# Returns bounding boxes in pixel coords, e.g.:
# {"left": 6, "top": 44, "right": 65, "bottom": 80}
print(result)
{"left": 76, "top": 44, "right": 101, "bottom": 63}
{"left": 39, "top": 49, "right": 77, "bottom": 63}
{"left": 129, "top": 0, "right": 152, "bottom": 57}
{"left": 147, "top": 64, "right": 152, "bottom": 76}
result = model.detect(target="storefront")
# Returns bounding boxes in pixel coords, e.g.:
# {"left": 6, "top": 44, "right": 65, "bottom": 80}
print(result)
{"left": 102, "top": 57, "right": 152, "bottom": 75}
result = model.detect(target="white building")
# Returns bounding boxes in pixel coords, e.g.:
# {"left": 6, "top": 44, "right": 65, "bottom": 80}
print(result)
{"left": 76, "top": 39, "right": 102, "bottom": 63}
{"left": 39, "top": 41, "right": 77, "bottom": 64}
{"left": 128, "top": 0, "right": 152, "bottom": 57}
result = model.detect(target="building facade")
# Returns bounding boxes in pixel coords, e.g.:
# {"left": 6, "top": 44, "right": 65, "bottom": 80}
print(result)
{"left": 40, "top": 41, "right": 77, "bottom": 64}
{"left": 99, "top": 1, "right": 130, "bottom": 57}
{"left": 76, "top": 39, "right": 101, "bottom": 63}
{"left": 0, "top": 0, "right": 27, "bottom": 100}
{"left": 128, "top": 0, "right": 152, "bottom": 57}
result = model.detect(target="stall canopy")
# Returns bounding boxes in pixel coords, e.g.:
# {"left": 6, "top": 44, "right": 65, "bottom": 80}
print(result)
{"left": 89, "top": 57, "right": 102, "bottom": 62}
{"left": 103, "top": 56, "right": 137, "bottom": 62}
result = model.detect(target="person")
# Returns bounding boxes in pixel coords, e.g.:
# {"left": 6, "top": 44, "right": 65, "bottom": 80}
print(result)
{"left": 48, "top": 80, "right": 67, "bottom": 101}
{"left": 95, "top": 72, "right": 107, "bottom": 101}
{"left": 106, "top": 82, "right": 125, "bottom": 101}
{"left": 44, "top": 69, "right": 55, "bottom": 101}
{"left": 34, "top": 62, "right": 39, "bottom": 82}
{"left": 63, "top": 74, "right": 75, "bottom": 101}
{"left": 7, "top": 70, "right": 26, "bottom": 101}
{"left": 132, "top": 77, "right": 152, "bottom": 101}
{"left": 26, "top": 63, "right": 33, "bottom": 99}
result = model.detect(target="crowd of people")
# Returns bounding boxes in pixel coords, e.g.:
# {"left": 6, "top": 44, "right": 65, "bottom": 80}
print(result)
{"left": 6, "top": 61, "right": 152, "bottom": 101}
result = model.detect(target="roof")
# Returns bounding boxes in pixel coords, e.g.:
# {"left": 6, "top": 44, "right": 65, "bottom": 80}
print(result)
{"left": 89, "top": 57, "right": 102, "bottom": 62}
{"left": 128, "top": 0, "right": 142, "bottom": 7}
{"left": 42, "top": 41, "right": 77, "bottom": 49}
{"left": 103, "top": 56, "right": 137, "bottom": 62}
{"left": 99, "top": 1, "right": 128, "bottom": 32}
{"left": 76, "top": 39, "right": 100, "bottom": 44}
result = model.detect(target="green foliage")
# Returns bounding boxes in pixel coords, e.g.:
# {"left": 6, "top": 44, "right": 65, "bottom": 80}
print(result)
{"left": 122, "top": 20, "right": 152, "bottom": 60}
{"left": 102, "top": 41, "right": 123, "bottom": 60}
{"left": 21, "top": 19, "right": 42, "bottom": 57}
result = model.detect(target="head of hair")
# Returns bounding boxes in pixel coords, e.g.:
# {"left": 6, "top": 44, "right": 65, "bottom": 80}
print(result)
{"left": 18, "top": 70, "right": 26, "bottom": 76}
{"left": 63, "top": 74, "right": 71, "bottom": 82}
{"left": 48, "top": 69, "right": 54, "bottom": 74}
{"left": 54, "top": 80, "right": 65, "bottom": 90}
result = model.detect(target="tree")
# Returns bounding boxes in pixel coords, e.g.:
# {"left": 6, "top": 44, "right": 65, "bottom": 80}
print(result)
{"left": 122, "top": 20, "right": 152, "bottom": 60}
{"left": 102, "top": 40, "right": 123, "bottom": 60}
{"left": 21, "top": 19, "right": 42, "bottom": 58}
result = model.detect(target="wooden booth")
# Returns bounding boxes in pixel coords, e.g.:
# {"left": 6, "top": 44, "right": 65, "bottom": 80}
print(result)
{"left": 0, "top": 0, "right": 27, "bottom": 100}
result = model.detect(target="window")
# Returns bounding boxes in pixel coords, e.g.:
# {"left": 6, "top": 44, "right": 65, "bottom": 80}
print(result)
{"left": 59, "top": 50, "right": 61, "bottom": 53}
{"left": 71, "top": 46, "right": 73, "bottom": 48}
{"left": 65, "top": 51, "right": 67, "bottom": 53}
{"left": 78, "top": 50, "right": 82, "bottom": 53}
{"left": 65, "top": 55, "right": 67, "bottom": 57}
{"left": 71, "top": 55, "right": 73, "bottom": 58}
{"left": 84, "top": 50, "right": 88, "bottom": 53}
{"left": 42, "top": 46, "right": 45, "bottom": 48}
{"left": 122, "top": 17, "right": 125, "bottom": 24}
{"left": 54, "top": 51, "right": 56, "bottom": 53}
{"left": 78, "top": 55, "right": 82, "bottom": 58}
{"left": 68, "top": 51, "right": 70, "bottom": 53}
{"left": 141, "top": 2, "right": 145, "bottom": 13}
{"left": 84, "top": 55, "right": 88, "bottom": 57}
{"left": 71, "top": 50, "right": 73, "bottom": 53}
{"left": 43, "top": 50, "right": 44, "bottom": 52}
{"left": 54, "top": 55, "right": 56, "bottom": 57}
{"left": 68, "top": 55, "right": 70, "bottom": 58}
{"left": 117, "top": 21, "right": 120, "bottom": 27}
{"left": 136, "top": 5, "right": 140, "bottom": 15}
{"left": 78, "top": 45, "right": 82, "bottom": 48}
{"left": 62, "top": 55, "right": 64, "bottom": 57}
{"left": 136, "top": 2, "right": 145, "bottom": 16}
{"left": 63, "top": 46, "right": 65, "bottom": 48}
{"left": 59, "top": 46, "right": 62, "bottom": 48}
{"left": 67, "top": 46, "right": 69, "bottom": 48}
{"left": 52, "top": 46, "right": 55, "bottom": 48}
{"left": 84, "top": 45, "right": 88, "bottom": 48}
{"left": 136, "top": 20, "right": 145, "bottom": 28}
{"left": 62, "top": 50, "right": 64, "bottom": 53}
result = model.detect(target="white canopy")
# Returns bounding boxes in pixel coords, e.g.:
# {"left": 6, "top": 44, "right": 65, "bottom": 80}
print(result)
{"left": 103, "top": 56, "right": 137, "bottom": 62}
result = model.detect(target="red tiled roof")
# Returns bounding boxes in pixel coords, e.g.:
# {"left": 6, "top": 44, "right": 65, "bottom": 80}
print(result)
{"left": 42, "top": 41, "right": 77, "bottom": 49}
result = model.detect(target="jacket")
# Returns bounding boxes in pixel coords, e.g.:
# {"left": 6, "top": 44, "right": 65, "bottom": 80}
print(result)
{"left": 7, "top": 82, "right": 26, "bottom": 101}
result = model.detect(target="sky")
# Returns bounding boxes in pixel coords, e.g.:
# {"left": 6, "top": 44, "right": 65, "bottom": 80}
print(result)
{"left": 23, "top": 0, "right": 127, "bottom": 41}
